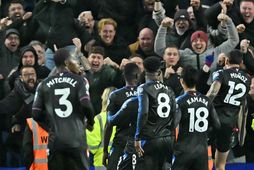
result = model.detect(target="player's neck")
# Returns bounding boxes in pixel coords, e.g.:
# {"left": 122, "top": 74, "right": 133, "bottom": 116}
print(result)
{"left": 226, "top": 64, "right": 239, "bottom": 69}
{"left": 184, "top": 87, "right": 196, "bottom": 93}
{"left": 57, "top": 66, "right": 69, "bottom": 73}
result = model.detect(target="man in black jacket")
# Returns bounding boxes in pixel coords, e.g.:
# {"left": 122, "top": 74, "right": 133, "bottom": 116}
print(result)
{"left": 0, "top": 65, "right": 38, "bottom": 167}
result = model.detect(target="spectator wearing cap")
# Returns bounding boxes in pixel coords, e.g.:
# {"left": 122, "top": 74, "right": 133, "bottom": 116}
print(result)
{"left": 8, "top": 46, "right": 50, "bottom": 90}
{"left": 85, "top": 46, "right": 124, "bottom": 115}
{"left": 153, "top": 0, "right": 206, "bottom": 50}
{"left": 0, "top": 28, "right": 21, "bottom": 100}
{"left": 155, "top": 13, "right": 239, "bottom": 80}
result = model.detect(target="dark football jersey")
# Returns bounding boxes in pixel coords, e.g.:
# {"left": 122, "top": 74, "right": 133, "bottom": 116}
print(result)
{"left": 135, "top": 80, "right": 176, "bottom": 140}
{"left": 109, "top": 97, "right": 139, "bottom": 153}
{"left": 212, "top": 68, "right": 250, "bottom": 124}
{"left": 176, "top": 91, "right": 220, "bottom": 150}
{"left": 33, "top": 72, "right": 92, "bottom": 149}
{"left": 107, "top": 85, "right": 137, "bottom": 147}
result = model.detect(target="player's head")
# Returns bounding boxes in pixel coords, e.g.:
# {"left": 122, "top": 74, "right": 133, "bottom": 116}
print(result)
{"left": 180, "top": 65, "right": 199, "bottom": 89}
{"left": 143, "top": 56, "right": 161, "bottom": 77}
{"left": 123, "top": 62, "right": 141, "bottom": 84}
{"left": 226, "top": 49, "right": 243, "bottom": 65}
{"left": 54, "top": 48, "right": 71, "bottom": 67}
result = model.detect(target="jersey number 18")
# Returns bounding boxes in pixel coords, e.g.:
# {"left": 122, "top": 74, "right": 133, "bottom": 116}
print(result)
{"left": 188, "top": 107, "right": 208, "bottom": 132}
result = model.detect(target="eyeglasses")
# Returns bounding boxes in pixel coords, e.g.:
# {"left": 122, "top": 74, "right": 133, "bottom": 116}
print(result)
{"left": 22, "top": 72, "right": 36, "bottom": 78}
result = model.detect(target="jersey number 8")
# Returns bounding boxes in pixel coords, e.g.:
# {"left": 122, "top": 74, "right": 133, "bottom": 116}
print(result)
{"left": 157, "top": 93, "right": 171, "bottom": 118}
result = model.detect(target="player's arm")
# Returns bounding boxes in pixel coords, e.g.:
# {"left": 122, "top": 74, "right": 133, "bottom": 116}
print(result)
{"left": 135, "top": 87, "right": 149, "bottom": 141}
{"left": 79, "top": 78, "right": 95, "bottom": 129}
{"left": 108, "top": 97, "right": 135, "bottom": 126}
{"left": 174, "top": 103, "right": 182, "bottom": 128}
{"left": 209, "top": 103, "right": 221, "bottom": 130}
{"left": 206, "top": 80, "right": 221, "bottom": 101}
{"left": 32, "top": 83, "right": 46, "bottom": 122}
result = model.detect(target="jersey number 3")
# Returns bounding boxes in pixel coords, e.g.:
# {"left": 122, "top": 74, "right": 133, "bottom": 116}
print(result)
{"left": 188, "top": 107, "right": 208, "bottom": 132}
{"left": 54, "top": 88, "right": 73, "bottom": 118}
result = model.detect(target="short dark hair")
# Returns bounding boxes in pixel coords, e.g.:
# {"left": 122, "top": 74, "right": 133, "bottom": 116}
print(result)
{"left": 227, "top": 49, "right": 243, "bottom": 65}
{"left": 54, "top": 48, "right": 70, "bottom": 67}
{"left": 8, "top": 0, "right": 24, "bottom": 9}
{"left": 123, "top": 63, "right": 140, "bottom": 82}
{"left": 20, "top": 65, "right": 36, "bottom": 75}
{"left": 181, "top": 65, "right": 199, "bottom": 88}
{"left": 143, "top": 56, "right": 161, "bottom": 73}
{"left": 89, "top": 46, "right": 105, "bottom": 57}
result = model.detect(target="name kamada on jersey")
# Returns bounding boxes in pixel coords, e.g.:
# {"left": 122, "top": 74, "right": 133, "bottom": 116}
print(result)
{"left": 187, "top": 96, "right": 208, "bottom": 106}
{"left": 46, "top": 77, "right": 78, "bottom": 88}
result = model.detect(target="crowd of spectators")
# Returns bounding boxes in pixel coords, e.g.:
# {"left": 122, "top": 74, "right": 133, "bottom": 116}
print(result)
{"left": 0, "top": 0, "right": 253, "bottom": 169}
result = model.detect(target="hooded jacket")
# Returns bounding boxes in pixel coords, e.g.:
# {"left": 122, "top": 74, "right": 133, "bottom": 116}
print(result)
{"left": 8, "top": 46, "right": 50, "bottom": 89}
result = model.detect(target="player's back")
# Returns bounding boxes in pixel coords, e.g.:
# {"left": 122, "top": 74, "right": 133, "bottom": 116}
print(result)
{"left": 138, "top": 80, "right": 176, "bottom": 139}
{"left": 213, "top": 68, "right": 250, "bottom": 123}
{"left": 107, "top": 86, "right": 137, "bottom": 147}
{"left": 40, "top": 72, "right": 88, "bottom": 149}
{"left": 176, "top": 91, "right": 218, "bottom": 151}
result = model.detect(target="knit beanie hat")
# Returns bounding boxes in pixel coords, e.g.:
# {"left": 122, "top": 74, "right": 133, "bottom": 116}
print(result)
{"left": 191, "top": 31, "right": 208, "bottom": 44}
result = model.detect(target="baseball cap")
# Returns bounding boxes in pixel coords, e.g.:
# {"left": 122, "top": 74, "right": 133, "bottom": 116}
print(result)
{"left": 174, "top": 9, "right": 190, "bottom": 22}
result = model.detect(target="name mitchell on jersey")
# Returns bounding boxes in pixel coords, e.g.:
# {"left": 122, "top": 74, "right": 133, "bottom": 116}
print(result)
{"left": 46, "top": 77, "right": 78, "bottom": 88}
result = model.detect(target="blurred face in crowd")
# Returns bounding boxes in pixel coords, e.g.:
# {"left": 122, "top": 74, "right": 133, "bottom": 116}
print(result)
{"left": 175, "top": 19, "right": 189, "bottom": 36}
{"left": 191, "top": 37, "right": 206, "bottom": 54}
{"left": 163, "top": 47, "right": 180, "bottom": 66}
{"left": 99, "top": 24, "right": 116, "bottom": 45}
{"left": 8, "top": 3, "right": 25, "bottom": 20}
{"left": 240, "top": 1, "right": 254, "bottom": 24}
{"left": 143, "top": 0, "right": 155, "bottom": 12}
{"left": 187, "top": 6, "right": 195, "bottom": 22}
{"left": 78, "top": 11, "right": 95, "bottom": 33}
{"left": 20, "top": 67, "right": 37, "bottom": 90}
{"left": 249, "top": 77, "right": 254, "bottom": 96}
{"left": 88, "top": 53, "right": 104, "bottom": 72}
{"left": 138, "top": 28, "right": 154, "bottom": 53}
{"left": 130, "top": 56, "right": 144, "bottom": 72}
{"left": 4, "top": 33, "right": 20, "bottom": 52}
{"left": 32, "top": 44, "right": 45, "bottom": 65}
{"left": 22, "top": 51, "right": 36, "bottom": 66}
